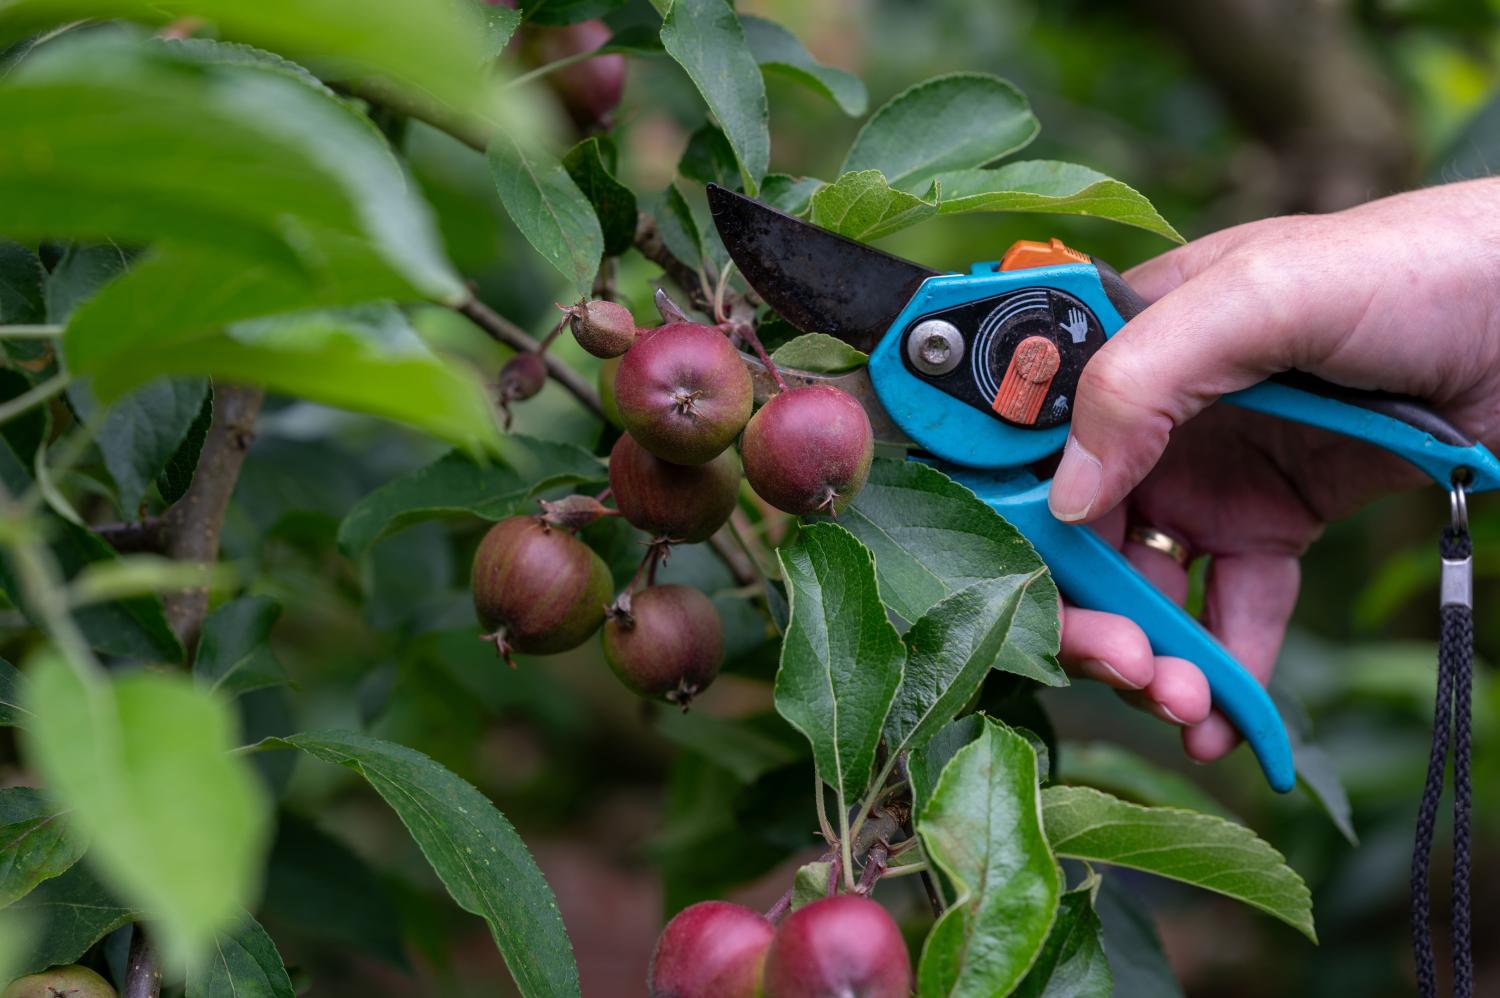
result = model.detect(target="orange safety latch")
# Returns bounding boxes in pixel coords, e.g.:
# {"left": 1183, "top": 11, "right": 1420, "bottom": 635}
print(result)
{"left": 993, "top": 336, "right": 1060, "bottom": 425}
{"left": 999, "top": 238, "right": 1089, "bottom": 271}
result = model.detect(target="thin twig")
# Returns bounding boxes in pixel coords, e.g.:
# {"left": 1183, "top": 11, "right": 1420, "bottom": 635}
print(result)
{"left": 160, "top": 384, "right": 264, "bottom": 653}
{"left": 0, "top": 324, "right": 63, "bottom": 338}
{"left": 0, "top": 372, "right": 69, "bottom": 428}
{"left": 707, "top": 528, "right": 755, "bottom": 587}
{"left": 456, "top": 297, "right": 603, "bottom": 419}
{"left": 93, "top": 518, "right": 166, "bottom": 554}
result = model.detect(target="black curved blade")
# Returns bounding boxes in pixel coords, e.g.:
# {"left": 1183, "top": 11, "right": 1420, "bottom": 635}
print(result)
{"left": 707, "top": 183, "right": 939, "bottom": 353}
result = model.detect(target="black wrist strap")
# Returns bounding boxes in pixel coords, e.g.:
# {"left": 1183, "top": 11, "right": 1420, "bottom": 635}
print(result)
{"left": 1411, "top": 520, "right": 1473, "bottom": 998}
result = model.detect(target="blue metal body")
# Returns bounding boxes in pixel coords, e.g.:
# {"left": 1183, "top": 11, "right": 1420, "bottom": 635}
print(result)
{"left": 870, "top": 264, "right": 1500, "bottom": 794}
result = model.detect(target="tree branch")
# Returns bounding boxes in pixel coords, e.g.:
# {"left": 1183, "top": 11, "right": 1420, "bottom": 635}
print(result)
{"left": 633, "top": 214, "right": 712, "bottom": 313}
{"left": 123, "top": 929, "right": 161, "bottom": 998}
{"left": 160, "top": 384, "right": 264, "bottom": 652}
{"left": 94, "top": 517, "right": 165, "bottom": 554}
{"left": 455, "top": 297, "right": 604, "bottom": 419}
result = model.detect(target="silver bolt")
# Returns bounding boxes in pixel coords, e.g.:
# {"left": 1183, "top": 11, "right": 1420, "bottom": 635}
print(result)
{"left": 906, "top": 320, "right": 964, "bottom": 376}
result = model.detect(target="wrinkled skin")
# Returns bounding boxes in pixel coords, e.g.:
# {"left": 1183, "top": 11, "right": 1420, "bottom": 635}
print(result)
{"left": 609, "top": 433, "right": 740, "bottom": 543}
{"left": 3, "top": 965, "right": 117, "bottom": 998}
{"left": 603, "top": 585, "right": 723, "bottom": 706}
{"left": 471, "top": 516, "right": 612, "bottom": 662}
{"left": 761, "top": 896, "right": 911, "bottom": 998}
{"left": 741, "top": 385, "right": 874, "bottom": 515}
{"left": 648, "top": 901, "right": 774, "bottom": 998}
{"left": 565, "top": 299, "right": 636, "bottom": 358}
{"left": 615, "top": 323, "right": 753, "bottom": 465}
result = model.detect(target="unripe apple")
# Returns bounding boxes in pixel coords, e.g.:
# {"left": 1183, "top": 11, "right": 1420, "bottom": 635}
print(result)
{"left": 741, "top": 386, "right": 874, "bottom": 515}
{"left": 3, "top": 965, "right": 117, "bottom": 998}
{"left": 615, "top": 323, "right": 752, "bottom": 465}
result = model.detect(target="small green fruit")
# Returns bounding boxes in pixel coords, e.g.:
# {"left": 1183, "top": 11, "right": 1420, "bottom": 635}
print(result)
{"left": 3, "top": 965, "right": 117, "bottom": 998}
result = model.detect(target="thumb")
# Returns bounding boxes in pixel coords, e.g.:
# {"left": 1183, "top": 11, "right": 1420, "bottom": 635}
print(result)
{"left": 1048, "top": 250, "right": 1300, "bottom": 522}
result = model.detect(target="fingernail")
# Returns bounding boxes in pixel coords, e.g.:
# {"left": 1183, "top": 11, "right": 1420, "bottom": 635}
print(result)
{"left": 1157, "top": 704, "right": 1189, "bottom": 726}
{"left": 1048, "top": 436, "right": 1102, "bottom": 522}
{"left": 1082, "top": 658, "right": 1141, "bottom": 690}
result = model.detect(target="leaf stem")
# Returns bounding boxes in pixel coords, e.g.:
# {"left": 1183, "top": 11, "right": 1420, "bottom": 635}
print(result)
{"left": 814, "top": 776, "right": 836, "bottom": 845}
{"left": 839, "top": 801, "right": 855, "bottom": 893}
{"left": 881, "top": 861, "right": 929, "bottom": 879}
{"left": 504, "top": 50, "right": 598, "bottom": 90}
{"left": 0, "top": 324, "right": 62, "bottom": 338}
{"left": 723, "top": 316, "right": 786, "bottom": 392}
{"left": 0, "top": 372, "right": 70, "bottom": 428}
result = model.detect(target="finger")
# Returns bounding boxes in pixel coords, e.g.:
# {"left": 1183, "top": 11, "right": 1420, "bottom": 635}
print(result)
{"left": 1123, "top": 218, "right": 1274, "bottom": 301}
{"left": 1047, "top": 243, "right": 1313, "bottom": 524}
{"left": 1121, "top": 655, "right": 1212, "bottom": 727}
{"left": 1182, "top": 553, "right": 1301, "bottom": 762}
{"left": 1059, "top": 605, "right": 1153, "bottom": 689}
{"left": 1123, "top": 535, "right": 1191, "bottom": 607}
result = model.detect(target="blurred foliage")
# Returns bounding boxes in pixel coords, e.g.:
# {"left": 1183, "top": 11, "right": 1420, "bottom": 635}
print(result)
{"left": 2, "top": 0, "right": 1498, "bottom": 994}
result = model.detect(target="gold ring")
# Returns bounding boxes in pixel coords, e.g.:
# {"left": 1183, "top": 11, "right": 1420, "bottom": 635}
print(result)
{"left": 1128, "top": 526, "right": 1191, "bottom": 568}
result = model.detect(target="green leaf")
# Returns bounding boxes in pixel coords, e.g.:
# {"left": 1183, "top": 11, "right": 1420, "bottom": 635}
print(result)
{"left": 1013, "top": 889, "right": 1113, "bottom": 998}
{"left": 1054, "top": 742, "right": 1236, "bottom": 820}
{"left": 0, "top": 0, "right": 493, "bottom": 115}
{"left": 476, "top": 0, "right": 522, "bottom": 58}
{"left": 0, "top": 658, "right": 24, "bottom": 727}
{"left": 790, "top": 859, "right": 832, "bottom": 911}
{"left": 521, "top": 0, "right": 627, "bottom": 27}
{"left": 1094, "top": 875, "right": 1182, "bottom": 998}
{"left": 489, "top": 128, "right": 603, "bottom": 296}
{"left": 1041, "top": 786, "right": 1316, "bottom": 941}
{"left": 0, "top": 240, "right": 45, "bottom": 324}
{"left": 3, "top": 34, "right": 465, "bottom": 372}
{"left": 760, "top": 173, "right": 822, "bottom": 216}
{"left": 0, "top": 786, "right": 86, "bottom": 907}
{"left": 740, "top": 15, "right": 865, "bottom": 116}
{"left": 654, "top": 711, "right": 803, "bottom": 785}
{"left": 69, "top": 376, "right": 210, "bottom": 514}
{"left": 85, "top": 303, "right": 503, "bottom": 454}
{"left": 263, "top": 730, "right": 579, "bottom": 997}
{"left": 809, "top": 170, "right": 939, "bottom": 241}
{"left": 21, "top": 655, "right": 272, "bottom": 967}
{"left": 910, "top": 713, "right": 984, "bottom": 815}
{"left": 648, "top": 183, "right": 703, "bottom": 269}
{"left": 678, "top": 122, "right": 740, "bottom": 189}
{"left": 336, "top": 441, "right": 605, "bottom": 558}
{"left": 194, "top": 597, "right": 290, "bottom": 698}
{"left": 833, "top": 458, "right": 1062, "bottom": 685}
{"left": 1292, "top": 739, "right": 1356, "bottom": 846}
{"left": 44, "top": 241, "right": 131, "bottom": 325}
{"left": 886, "top": 575, "right": 1034, "bottom": 760}
{"left": 9, "top": 862, "right": 134, "bottom": 975}
{"left": 774, "top": 523, "right": 905, "bottom": 805}
{"left": 660, "top": 0, "right": 769, "bottom": 194}
{"left": 842, "top": 73, "right": 1038, "bottom": 191}
{"left": 563, "top": 137, "right": 638, "bottom": 258}
{"left": 185, "top": 912, "right": 295, "bottom": 998}
{"left": 156, "top": 385, "right": 212, "bottom": 505}
{"left": 933, "top": 161, "right": 1183, "bottom": 243}
{"left": 769, "top": 332, "right": 867, "bottom": 373}
{"left": 917, "top": 718, "right": 1060, "bottom": 997}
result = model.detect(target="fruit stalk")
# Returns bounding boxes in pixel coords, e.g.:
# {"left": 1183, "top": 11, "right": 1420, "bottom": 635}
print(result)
{"left": 723, "top": 316, "right": 786, "bottom": 391}
{"left": 455, "top": 296, "right": 604, "bottom": 419}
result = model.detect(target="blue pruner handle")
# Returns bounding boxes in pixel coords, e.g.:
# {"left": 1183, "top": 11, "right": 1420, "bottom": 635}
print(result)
{"left": 946, "top": 467, "right": 1299, "bottom": 793}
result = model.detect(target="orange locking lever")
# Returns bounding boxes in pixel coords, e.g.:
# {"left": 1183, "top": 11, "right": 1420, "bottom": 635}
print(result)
{"left": 999, "top": 238, "right": 1088, "bottom": 271}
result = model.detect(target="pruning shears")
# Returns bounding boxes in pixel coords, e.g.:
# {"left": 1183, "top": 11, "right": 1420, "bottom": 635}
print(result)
{"left": 706, "top": 182, "right": 1500, "bottom": 794}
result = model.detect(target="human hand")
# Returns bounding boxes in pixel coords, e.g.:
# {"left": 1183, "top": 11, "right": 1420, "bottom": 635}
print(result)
{"left": 1049, "top": 178, "right": 1500, "bottom": 762}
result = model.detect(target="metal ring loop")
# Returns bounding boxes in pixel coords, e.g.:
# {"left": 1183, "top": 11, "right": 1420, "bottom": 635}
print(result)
{"left": 1450, "top": 476, "right": 1469, "bottom": 532}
